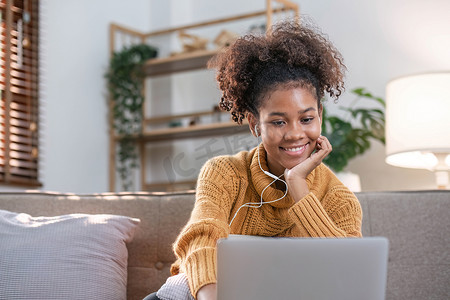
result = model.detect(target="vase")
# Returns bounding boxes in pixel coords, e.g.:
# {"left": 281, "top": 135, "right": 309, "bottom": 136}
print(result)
{"left": 336, "top": 171, "right": 361, "bottom": 192}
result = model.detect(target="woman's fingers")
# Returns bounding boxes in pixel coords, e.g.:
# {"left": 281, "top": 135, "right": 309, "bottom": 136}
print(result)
{"left": 312, "top": 135, "right": 332, "bottom": 160}
{"left": 284, "top": 136, "right": 333, "bottom": 182}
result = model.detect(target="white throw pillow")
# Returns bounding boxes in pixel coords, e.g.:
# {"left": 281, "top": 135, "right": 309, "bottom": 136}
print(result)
{"left": 0, "top": 209, "right": 140, "bottom": 300}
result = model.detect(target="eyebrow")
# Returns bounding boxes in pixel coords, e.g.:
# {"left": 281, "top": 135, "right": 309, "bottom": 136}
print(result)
{"left": 268, "top": 107, "right": 316, "bottom": 117}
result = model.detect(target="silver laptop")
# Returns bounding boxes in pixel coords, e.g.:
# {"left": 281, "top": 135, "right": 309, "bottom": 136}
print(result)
{"left": 217, "top": 236, "right": 388, "bottom": 300}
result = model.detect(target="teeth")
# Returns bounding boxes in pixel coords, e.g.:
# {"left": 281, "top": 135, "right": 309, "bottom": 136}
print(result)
{"left": 285, "top": 145, "right": 305, "bottom": 152}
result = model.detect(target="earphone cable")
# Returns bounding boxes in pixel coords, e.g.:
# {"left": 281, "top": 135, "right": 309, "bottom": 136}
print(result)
{"left": 229, "top": 142, "right": 289, "bottom": 227}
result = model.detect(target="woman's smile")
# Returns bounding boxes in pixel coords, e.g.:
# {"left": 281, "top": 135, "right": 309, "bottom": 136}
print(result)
{"left": 280, "top": 143, "right": 309, "bottom": 155}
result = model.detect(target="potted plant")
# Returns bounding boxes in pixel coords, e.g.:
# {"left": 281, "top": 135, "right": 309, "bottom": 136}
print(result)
{"left": 105, "top": 44, "right": 158, "bottom": 191}
{"left": 322, "top": 87, "right": 385, "bottom": 189}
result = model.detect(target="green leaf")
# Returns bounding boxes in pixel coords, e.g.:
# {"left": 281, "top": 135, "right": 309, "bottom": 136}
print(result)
{"left": 322, "top": 88, "right": 385, "bottom": 171}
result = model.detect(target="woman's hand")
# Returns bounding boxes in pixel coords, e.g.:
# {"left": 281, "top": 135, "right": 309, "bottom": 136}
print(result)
{"left": 284, "top": 136, "right": 332, "bottom": 201}
{"left": 197, "top": 283, "right": 217, "bottom": 300}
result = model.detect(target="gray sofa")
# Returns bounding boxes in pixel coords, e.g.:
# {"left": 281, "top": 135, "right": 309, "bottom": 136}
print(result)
{"left": 0, "top": 190, "right": 449, "bottom": 300}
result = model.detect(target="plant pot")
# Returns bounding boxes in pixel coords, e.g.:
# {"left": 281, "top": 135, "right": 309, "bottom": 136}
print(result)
{"left": 336, "top": 171, "right": 361, "bottom": 192}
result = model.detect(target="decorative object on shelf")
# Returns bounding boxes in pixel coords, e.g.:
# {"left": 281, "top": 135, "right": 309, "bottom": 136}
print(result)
{"left": 385, "top": 72, "right": 450, "bottom": 189}
{"left": 322, "top": 87, "right": 386, "bottom": 173}
{"left": 213, "top": 105, "right": 222, "bottom": 122}
{"left": 214, "top": 30, "right": 239, "bottom": 48}
{"left": 168, "top": 120, "right": 182, "bottom": 128}
{"left": 249, "top": 23, "right": 266, "bottom": 35}
{"left": 105, "top": 44, "right": 158, "bottom": 191}
{"left": 173, "top": 30, "right": 209, "bottom": 55}
{"left": 189, "top": 116, "right": 200, "bottom": 126}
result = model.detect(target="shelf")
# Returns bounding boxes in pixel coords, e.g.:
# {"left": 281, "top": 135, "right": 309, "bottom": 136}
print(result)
{"left": 129, "top": 121, "right": 249, "bottom": 143}
{"left": 143, "top": 49, "right": 219, "bottom": 77}
{"left": 144, "top": 110, "right": 220, "bottom": 125}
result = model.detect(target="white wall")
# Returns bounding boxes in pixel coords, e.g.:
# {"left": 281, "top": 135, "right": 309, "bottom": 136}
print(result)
{"left": 37, "top": 0, "right": 152, "bottom": 193}
{"left": 13, "top": 0, "right": 447, "bottom": 193}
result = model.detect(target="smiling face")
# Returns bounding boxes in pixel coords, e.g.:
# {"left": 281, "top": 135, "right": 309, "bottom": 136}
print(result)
{"left": 249, "top": 86, "right": 323, "bottom": 176}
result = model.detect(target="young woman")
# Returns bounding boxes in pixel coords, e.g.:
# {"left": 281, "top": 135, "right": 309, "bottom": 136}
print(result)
{"left": 146, "top": 19, "right": 362, "bottom": 300}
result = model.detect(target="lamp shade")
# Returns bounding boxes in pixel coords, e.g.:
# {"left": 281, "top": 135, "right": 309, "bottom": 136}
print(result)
{"left": 385, "top": 72, "right": 450, "bottom": 170}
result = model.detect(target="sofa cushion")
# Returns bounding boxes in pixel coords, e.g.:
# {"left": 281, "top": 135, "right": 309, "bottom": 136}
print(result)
{"left": 0, "top": 209, "right": 140, "bottom": 300}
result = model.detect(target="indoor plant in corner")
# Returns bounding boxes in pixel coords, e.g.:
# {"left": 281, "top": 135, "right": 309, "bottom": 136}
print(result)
{"left": 105, "top": 44, "right": 158, "bottom": 191}
{"left": 322, "top": 88, "right": 386, "bottom": 191}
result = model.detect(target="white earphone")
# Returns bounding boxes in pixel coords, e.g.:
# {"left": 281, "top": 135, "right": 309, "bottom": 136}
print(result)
{"left": 254, "top": 125, "right": 281, "bottom": 180}
{"left": 262, "top": 167, "right": 280, "bottom": 180}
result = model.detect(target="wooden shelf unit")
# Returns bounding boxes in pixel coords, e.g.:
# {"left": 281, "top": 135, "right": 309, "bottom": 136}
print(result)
{"left": 108, "top": 0, "right": 299, "bottom": 192}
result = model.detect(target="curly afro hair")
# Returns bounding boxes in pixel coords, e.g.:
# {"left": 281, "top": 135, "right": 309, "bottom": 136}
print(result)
{"left": 208, "top": 19, "right": 346, "bottom": 124}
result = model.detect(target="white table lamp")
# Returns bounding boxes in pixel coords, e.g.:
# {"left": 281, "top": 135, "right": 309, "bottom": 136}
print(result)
{"left": 385, "top": 72, "right": 450, "bottom": 189}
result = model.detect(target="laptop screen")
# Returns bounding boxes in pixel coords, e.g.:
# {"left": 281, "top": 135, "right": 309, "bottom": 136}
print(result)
{"left": 217, "top": 236, "right": 388, "bottom": 300}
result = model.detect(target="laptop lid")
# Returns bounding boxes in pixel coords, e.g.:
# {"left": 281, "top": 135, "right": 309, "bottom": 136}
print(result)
{"left": 217, "top": 236, "right": 389, "bottom": 300}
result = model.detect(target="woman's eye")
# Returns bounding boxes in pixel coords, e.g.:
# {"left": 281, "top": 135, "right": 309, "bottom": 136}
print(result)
{"left": 302, "top": 117, "right": 314, "bottom": 124}
{"left": 272, "top": 120, "right": 285, "bottom": 126}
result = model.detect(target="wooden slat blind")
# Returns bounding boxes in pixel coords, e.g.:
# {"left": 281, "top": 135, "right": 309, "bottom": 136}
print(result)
{"left": 0, "top": 0, "right": 40, "bottom": 186}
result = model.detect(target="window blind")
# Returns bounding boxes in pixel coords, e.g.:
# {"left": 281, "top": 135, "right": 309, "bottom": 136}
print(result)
{"left": 0, "top": 0, "right": 40, "bottom": 187}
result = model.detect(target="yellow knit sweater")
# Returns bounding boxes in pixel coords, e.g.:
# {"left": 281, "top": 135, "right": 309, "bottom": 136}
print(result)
{"left": 170, "top": 144, "right": 362, "bottom": 298}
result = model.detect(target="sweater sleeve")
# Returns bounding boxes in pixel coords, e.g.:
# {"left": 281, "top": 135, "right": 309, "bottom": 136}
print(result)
{"left": 288, "top": 186, "right": 362, "bottom": 237}
{"left": 171, "top": 157, "right": 238, "bottom": 298}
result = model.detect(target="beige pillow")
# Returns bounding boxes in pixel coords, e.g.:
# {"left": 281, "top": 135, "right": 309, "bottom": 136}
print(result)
{"left": 0, "top": 209, "right": 140, "bottom": 300}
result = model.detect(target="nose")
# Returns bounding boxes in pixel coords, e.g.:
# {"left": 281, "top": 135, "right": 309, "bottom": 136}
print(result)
{"left": 284, "top": 123, "right": 305, "bottom": 141}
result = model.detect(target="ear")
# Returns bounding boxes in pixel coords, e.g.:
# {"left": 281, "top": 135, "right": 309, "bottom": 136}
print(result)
{"left": 247, "top": 113, "right": 259, "bottom": 137}
{"left": 318, "top": 103, "right": 323, "bottom": 135}
{"left": 318, "top": 103, "right": 323, "bottom": 124}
